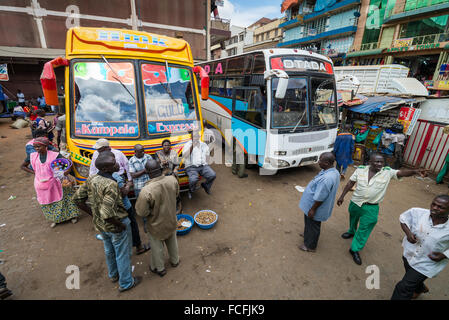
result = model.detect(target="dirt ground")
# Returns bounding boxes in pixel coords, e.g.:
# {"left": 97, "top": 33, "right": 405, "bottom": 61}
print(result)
{"left": 0, "top": 117, "right": 448, "bottom": 300}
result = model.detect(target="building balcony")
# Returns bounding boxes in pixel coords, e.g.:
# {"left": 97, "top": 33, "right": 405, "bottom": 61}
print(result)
{"left": 360, "top": 42, "right": 378, "bottom": 51}
{"left": 383, "top": 2, "right": 449, "bottom": 24}
{"left": 279, "top": 15, "right": 304, "bottom": 29}
{"left": 211, "top": 17, "right": 231, "bottom": 46}
{"left": 278, "top": 25, "right": 357, "bottom": 47}
{"left": 303, "top": 0, "right": 361, "bottom": 22}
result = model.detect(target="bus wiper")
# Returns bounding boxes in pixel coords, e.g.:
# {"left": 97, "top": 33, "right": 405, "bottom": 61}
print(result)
{"left": 101, "top": 55, "right": 135, "bottom": 101}
{"left": 290, "top": 110, "right": 307, "bottom": 133}
{"left": 159, "top": 81, "right": 179, "bottom": 105}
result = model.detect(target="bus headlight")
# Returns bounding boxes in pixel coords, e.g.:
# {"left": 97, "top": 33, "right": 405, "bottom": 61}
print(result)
{"left": 274, "top": 151, "right": 287, "bottom": 156}
{"left": 267, "top": 157, "right": 290, "bottom": 168}
{"left": 74, "top": 162, "right": 90, "bottom": 178}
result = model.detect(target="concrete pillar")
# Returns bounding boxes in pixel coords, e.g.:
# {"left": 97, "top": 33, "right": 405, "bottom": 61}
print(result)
{"left": 352, "top": 0, "right": 370, "bottom": 51}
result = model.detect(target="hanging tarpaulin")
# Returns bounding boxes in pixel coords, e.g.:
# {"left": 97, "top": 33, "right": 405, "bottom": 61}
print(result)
{"left": 0, "top": 64, "right": 8, "bottom": 81}
{"left": 281, "top": 0, "right": 299, "bottom": 13}
{"left": 314, "top": 0, "right": 337, "bottom": 12}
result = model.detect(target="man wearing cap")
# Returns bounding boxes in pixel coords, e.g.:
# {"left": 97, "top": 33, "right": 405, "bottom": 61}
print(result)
{"left": 89, "top": 138, "right": 132, "bottom": 182}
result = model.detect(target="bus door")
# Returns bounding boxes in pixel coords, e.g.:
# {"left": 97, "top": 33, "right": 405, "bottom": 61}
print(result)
{"left": 231, "top": 86, "right": 266, "bottom": 166}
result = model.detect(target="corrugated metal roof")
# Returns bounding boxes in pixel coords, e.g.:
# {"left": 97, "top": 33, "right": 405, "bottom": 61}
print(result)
{"left": 346, "top": 95, "right": 416, "bottom": 114}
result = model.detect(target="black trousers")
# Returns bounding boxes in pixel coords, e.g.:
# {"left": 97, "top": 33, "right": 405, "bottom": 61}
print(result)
{"left": 304, "top": 214, "right": 321, "bottom": 250}
{"left": 391, "top": 256, "right": 428, "bottom": 300}
{"left": 126, "top": 206, "right": 142, "bottom": 248}
{"left": 0, "top": 272, "right": 6, "bottom": 289}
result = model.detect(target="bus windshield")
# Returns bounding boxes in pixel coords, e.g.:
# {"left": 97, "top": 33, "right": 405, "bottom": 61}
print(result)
{"left": 311, "top": 77, "right": 337, "bottom": 127}
{"left": 141, "top": 63, "right": 198, "bottom": 135}
{"left": 73, "top": 61, "right": 139, "bottom": 138}
{"left": 271, "top": 77, "right": 308, "bottom": 129}
{"left": 271, "top": 76, "right": 337, "bottom": 130}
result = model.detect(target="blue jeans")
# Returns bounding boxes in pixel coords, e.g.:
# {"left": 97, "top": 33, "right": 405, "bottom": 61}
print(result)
{"left": 100, "top": 217, "right": 134, "bottom": 290}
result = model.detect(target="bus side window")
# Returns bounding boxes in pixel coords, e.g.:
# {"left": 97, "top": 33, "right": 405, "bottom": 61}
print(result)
{"left": 226, "top": 77, "right": 244, "bottom": 99}
{"left": 252, "top": 54, "right": 265, "bottom": 74}
{"left": 234, "top": 88, "right": 265, "bottom": 128}
{"left": 210, "top": 78, "right": 225, "bottom": 96}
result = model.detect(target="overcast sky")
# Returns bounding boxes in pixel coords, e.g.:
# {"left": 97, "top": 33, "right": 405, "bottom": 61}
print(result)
{"left": 217, "top": 0, "right": 283, "bottom": 28}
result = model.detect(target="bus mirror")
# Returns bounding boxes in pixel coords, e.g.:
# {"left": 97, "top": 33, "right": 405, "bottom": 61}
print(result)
{"left": 264, "top": 69, "right": 289, "bottom": 99}
{"left": 201, "top": 77, "right": 209, "bottom": 100}
{"left": 193, "top": 66, "right": 209, "bottom": 100}
{"left": 40, "top": 57, "right": 69, "bottom": 106}
{"left": 275, "top": 77, "right": 288, "bottom": 99}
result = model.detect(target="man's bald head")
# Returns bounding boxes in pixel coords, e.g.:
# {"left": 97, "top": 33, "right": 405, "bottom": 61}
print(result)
{"left": 134, "top": 144, "right": 145, "bottom": 158}
{"left": 95, "top": 152, "right": 116, "bottom": 172}
{"left": 318, "top": 152, "right": 335, "bottom": 170}
{"left": 145, "top": 157, "right": 162, "bottom": 178}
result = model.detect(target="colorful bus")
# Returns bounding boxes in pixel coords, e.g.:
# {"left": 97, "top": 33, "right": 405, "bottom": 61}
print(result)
{"left": 196, "top": 49, "right": 338, "bottom": 172}
{"left": 40, "top": 27, "right": 209, "bottom": 186}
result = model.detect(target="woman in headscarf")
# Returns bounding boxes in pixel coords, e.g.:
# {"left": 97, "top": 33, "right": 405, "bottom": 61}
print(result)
{"left": 155, "top": 139, "right": 182, "bottom": 213}
{"left": 20, "top": 137, "right": 79, "bottom": 228}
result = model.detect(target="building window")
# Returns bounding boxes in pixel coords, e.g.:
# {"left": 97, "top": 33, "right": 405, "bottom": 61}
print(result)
{"left": 227, "top": 48, "right": 237, "bottom": 56}
{"left": 239, "top": 33, "right": 244, "bottom": 42}
{"left": 404, "top": 0, "right": 449, "bottom": 12}
{"left": 399, "top": 15, "right": 448, "bottom": 38}
{"left": 275, "top": 29, "right": 279, "bottom": 37}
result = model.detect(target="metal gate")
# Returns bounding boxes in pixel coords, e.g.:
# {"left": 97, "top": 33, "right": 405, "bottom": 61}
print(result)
{"left": 403, "top": 120, "right": 449, "bottom": 173}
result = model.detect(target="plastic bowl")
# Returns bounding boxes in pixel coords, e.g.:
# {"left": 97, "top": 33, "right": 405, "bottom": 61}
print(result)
{"left": 50, "top": 158, "right": 72, "bottom": 172}
{"left": 176, "top": 214, "right": 194, "bottom": 236}
{"left": 194, "top": 210, "right": 218, "bottom": 230}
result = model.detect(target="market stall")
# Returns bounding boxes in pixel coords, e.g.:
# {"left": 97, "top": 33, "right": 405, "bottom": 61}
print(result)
{"left": 338, "top": 92, "right": 423, "bottom": 168}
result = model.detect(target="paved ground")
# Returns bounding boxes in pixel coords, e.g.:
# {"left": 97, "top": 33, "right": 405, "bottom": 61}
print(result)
{"left": 0, "top": 117, "right": 448, "bottom": 300}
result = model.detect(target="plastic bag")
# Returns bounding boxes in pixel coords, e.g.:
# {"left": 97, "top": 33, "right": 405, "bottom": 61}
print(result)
{"left": 372, "top": 131, "right": 383, "bottom": 145}
{"left": 355, "top": 130, "right": 369, "bottom": 143}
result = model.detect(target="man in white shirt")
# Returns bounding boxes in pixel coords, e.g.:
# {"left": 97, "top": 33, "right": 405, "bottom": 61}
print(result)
{"left": 16, "top": 89, "right": 25, "bottom": 106}
{"left": 337, "top": 153, "right": 427, "bottom": 265}
{"left": 182, "top": 130, "right": 216, "bottom": 199}
{"left": 391, "top": 195, "right": 449, "bottom": 300}
{"left": 89, "top": 138, "right": 132, "bottom": 182}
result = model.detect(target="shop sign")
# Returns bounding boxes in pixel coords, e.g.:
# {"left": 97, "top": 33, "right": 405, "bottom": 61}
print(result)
{"left": 398, "top": 107, "right": 421, "bottom": 135}
{"left": 424, "top": 80, "right": 434, "bottom": 88}
{"left": 433, "top": 80, "right": 449, "bottom": 90}
{"left": 0, "top": 64, "right": 8, "bottom": 81}
{"left": 386, "top": 42, "right": 441, "bottom": 53}
{"left": 394, "top": 38, "right": 413, "bottom": 48}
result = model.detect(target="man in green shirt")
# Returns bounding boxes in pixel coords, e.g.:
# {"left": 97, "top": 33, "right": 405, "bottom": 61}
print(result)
{"left": 73, "top": 153, "right": 142, "bottom": 292}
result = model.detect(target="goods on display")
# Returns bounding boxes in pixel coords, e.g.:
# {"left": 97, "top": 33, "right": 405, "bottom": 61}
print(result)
{"left": 195, "top": 210, "right": 217, "bottom": 225}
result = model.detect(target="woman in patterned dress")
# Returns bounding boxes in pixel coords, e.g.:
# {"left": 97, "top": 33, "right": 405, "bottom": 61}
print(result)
{"left": 21, "top": 137, "right": 80, "bottom": 228}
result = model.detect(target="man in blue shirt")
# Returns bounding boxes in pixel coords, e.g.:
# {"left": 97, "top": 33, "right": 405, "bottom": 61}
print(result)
{"left": 299, "top": 152, "right": 340, "bottom": 252}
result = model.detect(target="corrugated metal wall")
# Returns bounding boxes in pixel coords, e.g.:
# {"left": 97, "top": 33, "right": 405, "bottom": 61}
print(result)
{"left": 404, "top": 120, "right": 449, "bottom": 172}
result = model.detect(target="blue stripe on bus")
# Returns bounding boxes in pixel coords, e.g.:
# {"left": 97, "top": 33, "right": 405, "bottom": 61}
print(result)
{"left": 232, "top": 117, "right": 266, "bottom": 166}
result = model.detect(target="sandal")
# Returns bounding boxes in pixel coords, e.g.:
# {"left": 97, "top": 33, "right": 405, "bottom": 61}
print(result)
{"left": 136, "top": 243, "right": 151, "bottom": 255}
{"left": 171, "top": 260, "right": 180, "bottom": 268}
{"left": 71, "top": 218, "right": 78, "bottom": 224}
{"left": 50, "top": 222, "right": 57, "bottom": 228}
{"left": 150, "top": 267, "right": 167, "bottom": 277}
{"left": 110, "top": 275, "right": 119, "bottom": 283}
{"left": 298, "top": 244, "right": 315, "bottom": 252}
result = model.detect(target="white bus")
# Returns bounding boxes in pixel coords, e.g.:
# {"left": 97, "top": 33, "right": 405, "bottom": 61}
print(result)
{"left": 196, "top": 49, "right": 338, "bottom": 172}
